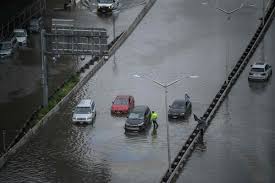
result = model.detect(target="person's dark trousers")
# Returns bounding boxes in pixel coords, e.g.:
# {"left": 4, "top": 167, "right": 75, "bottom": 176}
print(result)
{"left": 153, "top": 120, "right": 158, "bottom": 129}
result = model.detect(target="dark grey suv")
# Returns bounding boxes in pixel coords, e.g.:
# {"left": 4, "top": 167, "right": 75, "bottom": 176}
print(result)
{"left": 168, "top": 94, "right": 192, "bottom": 119}
{"left": 124, "top": 105, "right": 151, "bottom": 132}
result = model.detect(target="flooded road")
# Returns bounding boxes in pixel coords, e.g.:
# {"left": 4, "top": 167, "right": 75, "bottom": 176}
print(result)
{"left": 0, "top": 0, "right": 144, "bottom": 151}
{"left": 177, "top": 5, "right": 275, "bottom": 183}
{"left": 0, "top": 0, "right": 274, "bottom": 182}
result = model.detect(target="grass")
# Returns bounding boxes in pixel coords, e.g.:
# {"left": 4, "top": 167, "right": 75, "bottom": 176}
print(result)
{"left": 33, "top": 74, "right": 80, "bottom": 123}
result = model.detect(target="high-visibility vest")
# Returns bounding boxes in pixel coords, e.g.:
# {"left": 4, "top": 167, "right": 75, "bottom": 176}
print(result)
{"left": 151, "top": 112, "right": 158, "bottom": 120}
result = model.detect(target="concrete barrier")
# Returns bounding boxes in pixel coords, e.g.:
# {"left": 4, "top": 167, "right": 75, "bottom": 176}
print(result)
{"left": 0, "top": 0, "right": 157, "bottom": 169}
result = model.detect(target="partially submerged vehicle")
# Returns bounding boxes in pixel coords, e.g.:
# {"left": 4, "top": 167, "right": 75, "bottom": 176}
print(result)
{"left": 124, "top": 105, "right": 151, "bottom": 132}
{"left": 248, "top": 63, "right": 272, "bottom": 81}
{"left": 97, "top": 0, "right": 119, "bottom": 14}
{"left": 0, "top": 37, "right": 18, "bottom": 59}
{"left": 111, "top": 95, "right": 135, "bottom": 115}
{"left": 13, "top": 29, "right": 28, "bottom": 47}
{"left": 168, "top": 94, "right": 192, "bottom": 120}
{"left": 72, "top": 99, "right": 96, "bottom": 125}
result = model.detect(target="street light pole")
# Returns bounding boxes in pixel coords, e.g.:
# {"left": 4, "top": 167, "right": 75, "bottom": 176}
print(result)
{"left": 133, "top": 74, "right": 198, "bottom": 173}
{"left": 261, "top": 0, "right": 265, "bottom": 62}
{"left": 164, "top": 85, "right": 171, "bottom": 172}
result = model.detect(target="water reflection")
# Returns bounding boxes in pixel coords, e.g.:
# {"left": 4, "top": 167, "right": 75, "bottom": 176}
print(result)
{"left": 248, "top": 77, "right": 272, "bottom": 94}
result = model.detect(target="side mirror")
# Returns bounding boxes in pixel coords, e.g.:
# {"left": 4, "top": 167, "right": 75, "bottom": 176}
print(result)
{"left": 250, "top": 64, "right": 252, "bottom": 67}
{"left": 169, "top": 105, "right": 171, "bottom": 108}
{"left": 112, "top": 101, "right": 114, "bottom": 104}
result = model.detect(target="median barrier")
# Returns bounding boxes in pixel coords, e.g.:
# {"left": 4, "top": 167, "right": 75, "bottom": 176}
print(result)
{"left": 0, "top": 0, "right": 158, "bottom": 169}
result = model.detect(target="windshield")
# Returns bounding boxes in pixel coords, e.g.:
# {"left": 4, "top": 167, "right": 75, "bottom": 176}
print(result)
{"left": 172, "top": 101, "right": 185, "bottom": 109}
{"left": 74, "top": 107, "right": 91, "bottom": 114}
{"left": 251, "top": 68, "right": 264, "bottom": 72}
{"left": 0, "top": 42, "right": 11, "bottom": 50}
{"left": 128, "top": 112, "right": 144, "bottom": 120}
{"left": 98, "top": 0, "right": 112, "bottom": 3}
{"left": 14, "top": 32, "right": 26, "bottom": 37}
{"left": 114, "top": 98, "right": 128, "bottom": 105}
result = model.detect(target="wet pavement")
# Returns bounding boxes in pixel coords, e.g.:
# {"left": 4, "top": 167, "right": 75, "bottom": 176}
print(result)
{"left": 177, "top": 2, "right": 275, "bottom": 182}
{"left": 0, "top": 0, "right": 274, "bottom": 182}
{"left": 0, "top": 0, "right": 145, "bottom": 151}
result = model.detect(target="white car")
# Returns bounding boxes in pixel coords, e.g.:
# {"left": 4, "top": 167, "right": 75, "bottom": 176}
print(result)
{"left": 72, "top": 99, "right": 96, "bottom": 125}
{"left": 13, "top": 29, "right": 28, "bottom": 47}
{"left": 248, "top": 63, "right": 272, "bottom": 81}
{"left": 0, "top": 37, "right": 18, "bottom": 59}
{"left": 97, "top": 0, "right": 119, "bottom": 14}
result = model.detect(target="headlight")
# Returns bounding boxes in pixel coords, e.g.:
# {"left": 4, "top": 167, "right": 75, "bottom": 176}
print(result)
{"left": 180, "top": 113, "right": 185, "bottom": 116}
{"left": 138, "top": 122, "right": 144, "bottom": 126}
{"left": 261, "top": 73, "right": 266, "bottom": 76}
{"left": 72, "top": 117, "right": 76, "bottom": 120}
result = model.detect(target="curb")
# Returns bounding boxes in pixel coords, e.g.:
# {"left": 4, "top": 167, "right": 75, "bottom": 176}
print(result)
{"left": 0, "top": 0, "right": 157, "bottom": 169}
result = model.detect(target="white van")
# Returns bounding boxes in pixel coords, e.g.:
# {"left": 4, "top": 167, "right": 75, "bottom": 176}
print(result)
{"left": 72, "top": 99, "right": 96, "bottom": 125}
{"left": 13, "top": 29, "right": 28, "bottom": 47}
{"left": 97, "top": 0, "right": 119, "bottom": 14}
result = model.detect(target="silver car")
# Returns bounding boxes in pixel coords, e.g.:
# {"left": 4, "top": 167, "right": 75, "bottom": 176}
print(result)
{"left": 72, "top": 99, "right": 96, "bottom": 125}
{"left": 248, "top": 63, "right": 272, "bottom": 81}
{"left": 13, "top": 29, "right": 28, "bottom": 47}
{"left": 0, "top": 37, "right": 18, "bottom": 59}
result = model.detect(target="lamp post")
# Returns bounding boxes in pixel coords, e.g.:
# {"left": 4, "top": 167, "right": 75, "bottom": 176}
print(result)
{"left": 215, "top": 2, "right": 245, "bottom": 78}
{"left": 133, "top": 74, "right": 198, "bottom": 172}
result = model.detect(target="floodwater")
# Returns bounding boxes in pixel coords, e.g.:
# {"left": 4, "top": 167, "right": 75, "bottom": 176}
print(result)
{"left": 0, "top": 0, "right": 274, "bottom": 182}
{"left": 0, "top": 0, "right": 144, "bottom": 151}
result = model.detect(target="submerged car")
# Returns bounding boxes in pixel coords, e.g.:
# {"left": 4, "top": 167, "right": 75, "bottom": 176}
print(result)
{"left": 168, "top": 94, "right": 192, "bottom": 119}
{"left": 97, "top": 0, "right": 119, "bottom": 14}
{"left": 13, "top": 29, "right": 28, "bottom": 47}
{"left": 111, "top": 95, "right": 135, "bottom": 114}
{"left": 0, "top": 37, "right": 18, "bottom": 59}
{"left": 72, "top": 99, "right": 96, "bottom": 125}
{"left": 248, "top": 63, "right": 272, "bottom": 81}
{"left": 124, "top": 105, "right": 151, "bottom": 132}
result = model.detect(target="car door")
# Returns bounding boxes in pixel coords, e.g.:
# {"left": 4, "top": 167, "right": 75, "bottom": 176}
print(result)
{"left": 266, "top": 64, "right": 272, "bottom": 75}
{"left": 144, "top": 108, "right": 150, "bottom": 126}
{"left": 91, "top": 102, "right": 96, "bottom": 118}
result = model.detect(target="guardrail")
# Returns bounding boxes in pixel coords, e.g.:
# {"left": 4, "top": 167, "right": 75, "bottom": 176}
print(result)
{"left": 0, "top": 0, "right": 157, "bottom": 169}
{"left": 0, "top": 0, "right": 46, "bottom": 41}
{"left": 160, "top": 1, "right": 275, "bottom": 182}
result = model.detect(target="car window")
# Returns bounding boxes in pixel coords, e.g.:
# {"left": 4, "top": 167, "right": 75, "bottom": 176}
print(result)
{"left": 128, "top": 112, "right": 144, "bottom": 119}
{"left": 114, "top": 97, "right": 128, "bottom": 105}
{"left": 75, "top": 107, "right": 91, "bottom": 114}
{"left": 251, "top": 68, "right": 264, "bottom": 72}
{"left": 172, "top": 101, "right": 185, "bottom": 109}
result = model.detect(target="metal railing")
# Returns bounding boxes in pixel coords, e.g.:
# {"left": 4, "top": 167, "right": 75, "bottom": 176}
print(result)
{"left": 160, "top": 1, "right": 275, "bottom": 182}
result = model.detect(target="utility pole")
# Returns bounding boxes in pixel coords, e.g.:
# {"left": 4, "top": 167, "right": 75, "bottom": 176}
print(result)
{"left": 261, "top": 0, "right": 265, "bottom": 62}
{"left": 40, "top": 29, "right": 48, "bottom": 107}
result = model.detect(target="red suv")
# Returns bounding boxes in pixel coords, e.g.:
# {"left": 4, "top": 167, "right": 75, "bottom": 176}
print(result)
{"left": 111, "top": 95, "right": 135, "bottom": 114}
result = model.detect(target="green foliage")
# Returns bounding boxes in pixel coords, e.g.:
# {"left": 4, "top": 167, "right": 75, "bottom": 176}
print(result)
{"left": 33, "top": 74, "right": 80, "bottom": 123}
